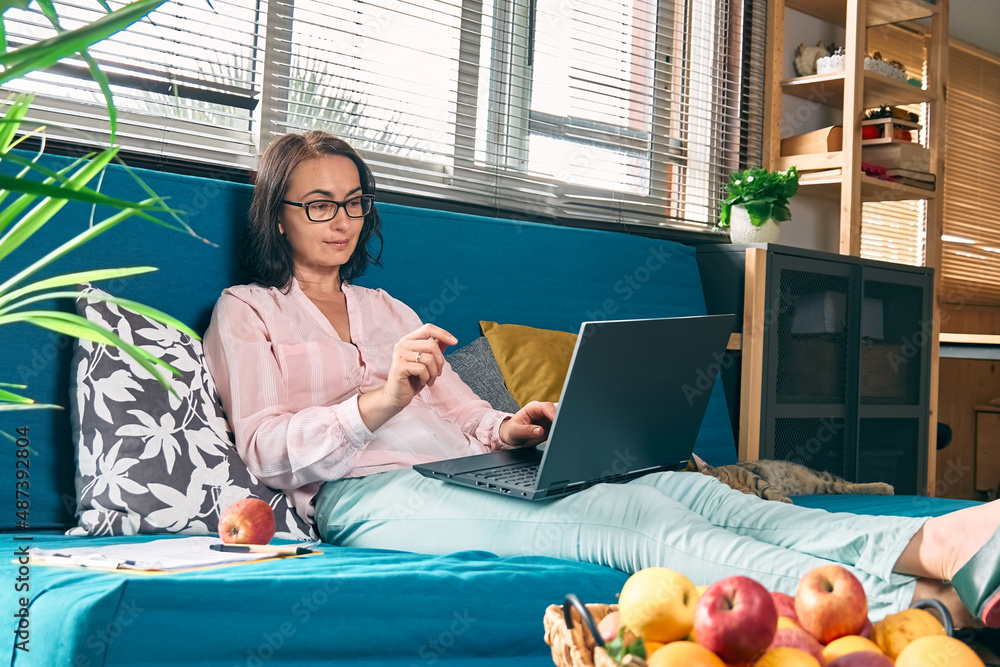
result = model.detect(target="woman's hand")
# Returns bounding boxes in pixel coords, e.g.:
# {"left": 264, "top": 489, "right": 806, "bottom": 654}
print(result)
{"left": 359, "top": 324, "right": 456, "bottom": 431}
{"left": 499, "top": 401, "right": 557, "bottom": 448}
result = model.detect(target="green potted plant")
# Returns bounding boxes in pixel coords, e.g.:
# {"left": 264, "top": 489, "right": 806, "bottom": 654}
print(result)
{"left": 0, "top": 0, "right": 200, "bottom": 411}
{"left": 717, "top": 165, "right": 800, "bottom": 244}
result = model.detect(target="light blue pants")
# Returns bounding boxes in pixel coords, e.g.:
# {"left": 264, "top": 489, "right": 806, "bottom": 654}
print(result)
{"left": 314, "top": 468, "right": 926, "bottom": 620}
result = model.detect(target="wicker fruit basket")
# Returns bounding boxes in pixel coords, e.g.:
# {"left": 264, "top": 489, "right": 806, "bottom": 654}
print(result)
{"left": 543, "top": 595, "right": 957, "bottom": 667}
{"left": 543, "top": 594, "right": 647, "bottom": 667}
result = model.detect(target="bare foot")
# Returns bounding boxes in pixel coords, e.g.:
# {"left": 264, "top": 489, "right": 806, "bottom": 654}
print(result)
{"left": 912, "top": 578, "right": 984, "bottom": 629}
{"left": 896, "top": 499, "right": 1000, "bottom": 581}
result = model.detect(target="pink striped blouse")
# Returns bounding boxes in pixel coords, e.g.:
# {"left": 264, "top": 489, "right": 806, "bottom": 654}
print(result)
{"left": 203, "top": 279, "right": 513, "bottom": 522}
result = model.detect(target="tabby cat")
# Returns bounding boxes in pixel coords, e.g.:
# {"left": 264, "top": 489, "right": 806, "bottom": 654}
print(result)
{"left": 686, "top": 453, "right": 894, "bottom": 504}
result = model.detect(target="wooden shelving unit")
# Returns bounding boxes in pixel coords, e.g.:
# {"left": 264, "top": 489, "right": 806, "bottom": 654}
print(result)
{"left": 763, "top": 0, "right": 949, "bottom": 494}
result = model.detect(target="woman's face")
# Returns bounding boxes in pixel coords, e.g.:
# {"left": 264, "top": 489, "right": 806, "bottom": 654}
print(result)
{"left": 278, "top": 154, "right": 365, "bottom": 281}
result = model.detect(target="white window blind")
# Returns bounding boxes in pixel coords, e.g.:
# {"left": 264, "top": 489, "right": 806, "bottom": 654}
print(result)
{"left": 3, "top": 0, "right": 262, "bottom": 169}
{"left": 260, "top": 0, "right": 767, "bottom": 230}
{"left": 5, "top": 0, "right": 765, "bottom": 231}
{"left": 940, "top": 43, "right": 1000, "bottom": 307}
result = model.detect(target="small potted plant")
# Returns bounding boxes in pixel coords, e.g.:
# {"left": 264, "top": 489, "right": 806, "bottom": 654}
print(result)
{"left": 717, "top": 166, "right": 800, "bottom": 244}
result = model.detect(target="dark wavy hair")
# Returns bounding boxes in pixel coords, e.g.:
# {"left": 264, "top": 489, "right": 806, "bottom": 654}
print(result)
{"left": 241, "top": 131, "right": 383, "bottom": 289}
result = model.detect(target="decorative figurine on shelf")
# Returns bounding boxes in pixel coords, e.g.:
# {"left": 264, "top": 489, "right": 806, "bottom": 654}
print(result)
{"left": 716, "top": 166, "right": 800, "bottom": 244}
{"left": 793, "top": 41, "right": 834, "bottom": 77}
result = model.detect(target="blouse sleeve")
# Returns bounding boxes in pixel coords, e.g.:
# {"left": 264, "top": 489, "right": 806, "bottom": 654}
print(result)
{"left": 382, "top": 293, "right": 515, "bottom": 451}
{"left": 203, "top": 292, "right": 375, "bottom": 491}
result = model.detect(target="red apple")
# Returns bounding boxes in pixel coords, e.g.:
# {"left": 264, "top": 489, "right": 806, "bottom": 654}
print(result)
{"left": 772, "top": 591, "right": 799, "bottom": 622}
{"left": 692, "top": 576, "right": 778, "bottom": 664}
{"left": 766, "top": 626, "right": 826, "bottom": 665}
{"left": 218, "top": 498, "right": 276, "bottom": 544}
{"left": 795, "top": 565, "right": 868, "bottom": 645}
{"left": 861, "top": 125, "right": 881, "bottom": 140}
{"left": 826, "top": 653, "right": 893, "bottom": 667}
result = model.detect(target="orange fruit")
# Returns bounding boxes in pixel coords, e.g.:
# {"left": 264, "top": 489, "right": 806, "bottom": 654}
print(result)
{"left": 647, "top": 640, "right": 726, "bottom": 667}
{"left": 753, "top": 647, "right": 821, "bottom": 667}
{"left": 821, "top": 635, "right": 882, "bottom": 663}
{"left": 618, "top": 568, "right": 699, "bottom": 643}
{"left": 894, "top": 635, "right": 986, "bottom": 667}
{"left": 644, "top": 640, "right": 665, "bottom": 656}
{"left": 870, "top": 607, "right": 946, "bottom": 660}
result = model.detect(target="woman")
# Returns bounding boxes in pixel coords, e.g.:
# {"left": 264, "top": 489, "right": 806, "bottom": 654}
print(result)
{"left": 204, "top": 130, "right": 1000, "bottom": 627}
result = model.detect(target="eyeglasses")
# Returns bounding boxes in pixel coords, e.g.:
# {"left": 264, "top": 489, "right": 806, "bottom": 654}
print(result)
{"left": 282, "top": 195, "right": 373, "bottom": 222}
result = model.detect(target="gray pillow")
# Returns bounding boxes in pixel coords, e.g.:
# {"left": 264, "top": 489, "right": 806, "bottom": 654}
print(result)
{"left": 69, "top": 286, "right": 316, "bottom": 540}
{"left": 446, "top": 336, "right": 520, "bottom": 413}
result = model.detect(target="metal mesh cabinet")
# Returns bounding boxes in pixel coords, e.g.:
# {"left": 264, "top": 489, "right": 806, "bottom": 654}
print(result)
{"left": 696, "top": 243, "right": 933, "bottom": 494}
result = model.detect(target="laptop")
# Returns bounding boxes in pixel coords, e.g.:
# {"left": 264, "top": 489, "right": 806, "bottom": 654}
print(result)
{"left": 413, "top": 314, "right": 736, "bottom": 500}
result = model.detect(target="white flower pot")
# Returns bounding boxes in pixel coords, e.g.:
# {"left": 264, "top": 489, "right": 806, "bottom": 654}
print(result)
{"left": 728, "top": 205, "right": 781, "bottom": 244}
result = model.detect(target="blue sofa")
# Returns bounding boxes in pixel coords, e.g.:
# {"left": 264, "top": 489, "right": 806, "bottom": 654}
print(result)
{"left": 0, "top": 156, "right": 977, "bottom": 666}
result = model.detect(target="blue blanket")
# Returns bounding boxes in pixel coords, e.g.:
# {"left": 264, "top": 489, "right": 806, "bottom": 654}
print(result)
{"left": 5, "top": 534, "right": 627, "bottom": 666}
{"left": 3, "top": 494, "right": 976, "bottom": 666}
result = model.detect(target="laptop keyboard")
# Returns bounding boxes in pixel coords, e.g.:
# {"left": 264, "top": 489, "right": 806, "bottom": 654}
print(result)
{"left": 469, "top": 463, "right": 539, "bottom": 487}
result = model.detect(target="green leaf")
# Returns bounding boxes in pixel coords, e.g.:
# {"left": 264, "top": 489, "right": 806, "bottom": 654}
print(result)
{"left": 0, "top": 206, "right": 146, "bottom": 294}
{"left": 0, "top": 92, "right": 32, "bottom": 154}
{"left": 0, "top": 149, "right": 75, "bottom": 186}
{"left": 79, "top": 50, "right": 118, "bottom": 142}
{"left": 720, "top": 165, "right": 800, "bottom": 225}
{"left": 4, "top": 289, "right": 200, "bottom": 341}
{"left": 0, "top": 160, "right": 87, "bottom": 236}
{"left": 604, "top": 627, "right": 647, "bottom": 665}
{"left": 0, "top": 148, "right": 121, "bottom": 263}
{"left": 34, "top": 0, "right": 61, "bottom": 28}
{"left": 113, "top": 157, "right": 215, "bottom": 243}
{"left": 745, "top": 201, "right": 773, "bottom": 227}
{"left": 0, "top": 310, "right": 178, "bottom": 393}
{"left": 0, "top": 0, "right": 32, "bottom": 12}
{"left": 0, "top": 403, "right": 64, "bottom": 411}
{"left": 0, "top": 266, "right": 157, "bottom": 309}
{"left": 0, "top": 166, "right": 173, "bottom": 219}
{"left": 0, "top": 386, "right": 33, "bottom": 404}
{"left": 0, "top": 0, "right": 167, "bottom": 84}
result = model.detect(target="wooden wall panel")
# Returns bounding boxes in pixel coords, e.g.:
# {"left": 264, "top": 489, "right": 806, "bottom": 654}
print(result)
{"left": 936, "top": 358, "right": 1000, "bottom": 499}
{"left": 940, "top": 302, "right": 1000, "bottom": 336}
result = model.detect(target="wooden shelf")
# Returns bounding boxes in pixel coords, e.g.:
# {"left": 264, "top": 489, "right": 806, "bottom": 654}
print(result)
{"left": 784, "top": 167, "right": 937, "bottom": 201}
{"left": 786, "top": 0, "right": 938, "bottom": 27}
{"left": 781, "top": 70, "right": 936, "bottom": 108}
{"left": 941, "top": 333, "right": 1000, "bottom": 346}
{"left": 775, "top": 151, "right": 843, "bottom": 172}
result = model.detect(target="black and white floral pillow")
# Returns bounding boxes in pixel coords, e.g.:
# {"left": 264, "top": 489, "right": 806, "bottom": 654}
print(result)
{"left": 69, "top": 286, "right": 316, "bottom": 540}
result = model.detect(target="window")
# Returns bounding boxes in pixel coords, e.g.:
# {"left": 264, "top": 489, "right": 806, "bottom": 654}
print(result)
{"left": 940, "top": 43, "right": 1000, "bottom": 307}
{"left": 6, "top": 0, "right": 765, "bottom": 231}
{"left": 3, "top": 0, "right": 261, "bottom": 169}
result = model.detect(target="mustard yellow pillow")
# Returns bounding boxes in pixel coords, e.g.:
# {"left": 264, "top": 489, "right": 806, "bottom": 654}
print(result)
{"left": 479, "top": 321, "right": 577, "bottom": 407}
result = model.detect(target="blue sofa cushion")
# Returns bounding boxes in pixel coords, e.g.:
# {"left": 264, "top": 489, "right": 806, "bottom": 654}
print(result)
{"left": 69, "top": 287, "right": 315, "bottom": 539}
{"left": 445, "top": 336, "right": 522, "bottom": 413}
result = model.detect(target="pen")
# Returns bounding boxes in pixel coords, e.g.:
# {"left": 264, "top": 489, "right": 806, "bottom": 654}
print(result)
{"left": 209, "top": 544, "right": 314, "bottom": 556}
